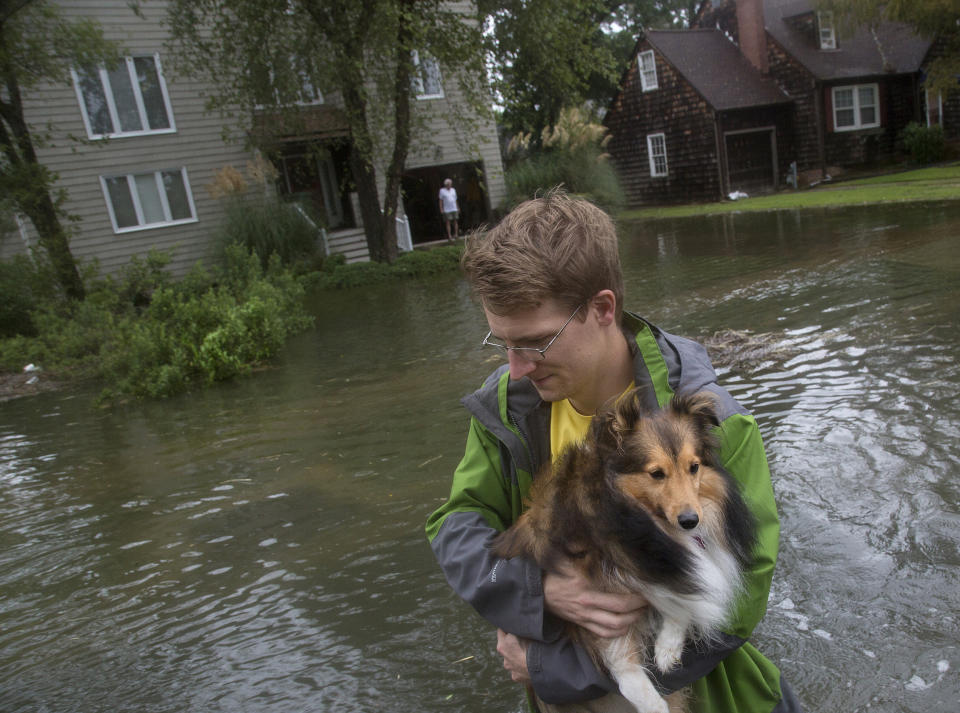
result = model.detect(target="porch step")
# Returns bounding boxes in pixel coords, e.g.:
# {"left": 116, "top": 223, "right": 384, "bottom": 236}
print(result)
{"left": 325, "top": 227, "right": 369, "bottom": 264}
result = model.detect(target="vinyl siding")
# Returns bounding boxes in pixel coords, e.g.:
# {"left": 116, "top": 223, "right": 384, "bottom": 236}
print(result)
{"left": 4, "top": 0, "right": 504, "bottom": 273}
{"left": 9, "top": 0, "right": 254, "bottom": 277}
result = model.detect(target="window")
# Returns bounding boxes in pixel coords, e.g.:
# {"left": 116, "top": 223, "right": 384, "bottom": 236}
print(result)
{"left": 817, "top": 12, "right": 836, "bottom": 50}
{"left": 832, "top": 84, "right": 879, "bottom": 131}
{"left": 412, "top": 51, "right": 443, "bottom": 99}
{"left": 647, "top": 133, "right": 668, "bottom": 177}
{"left": 639, "top": 50, "right": 658, "bottom": 92}
{"left": 73, "top": 54, "right": 175, "bottom": 139}
{"left": 101, "top": 168, "right": 197, "bottom": 233}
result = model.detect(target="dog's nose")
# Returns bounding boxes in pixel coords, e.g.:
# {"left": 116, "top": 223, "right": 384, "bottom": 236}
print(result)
{"left": 678, "top": 511, "right": 699, "bottom": 530}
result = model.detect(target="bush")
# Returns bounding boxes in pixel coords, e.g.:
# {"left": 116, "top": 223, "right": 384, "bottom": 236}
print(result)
{"left": 307, "top": 244, "right": 463, "bottom": 290}
{"left": 213, "top": 194, "right": 321, "bottom": 269}
{"left": 901, "top": 122, "right": 946, "bottom": 166}
{"left": 0, "top": 246, "right": 314, "bottom": 403}
{"left": 0, "top": 255, "right": 40, "bottom": 337}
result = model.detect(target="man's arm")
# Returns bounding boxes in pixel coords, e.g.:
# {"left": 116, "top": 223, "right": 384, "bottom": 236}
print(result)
{"left": 426, "top": 417, "right": 626, "bottom": 701}
{"left": 427, "top": 416, "right": 550, "bottom": 639}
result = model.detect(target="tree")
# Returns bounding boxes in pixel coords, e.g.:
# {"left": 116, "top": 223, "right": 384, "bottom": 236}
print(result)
{"left": 819, "top": 0, "right": 960, "bottom": 96}
{"left": 0, "top": 0, "right": 122, "bottom": 300}
{"left": 162, "top": 0, "right": 488, "bottom": 264}
{"left": 479, "top": 0, "right": 692, "bottom": 141}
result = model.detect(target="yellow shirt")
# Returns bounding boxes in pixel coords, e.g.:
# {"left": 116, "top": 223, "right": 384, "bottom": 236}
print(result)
{"left": 549, "top": 398, "right": 594, "bottom": 462}
{"left": 549, "top": 382, "right": 635, "bottom": 462}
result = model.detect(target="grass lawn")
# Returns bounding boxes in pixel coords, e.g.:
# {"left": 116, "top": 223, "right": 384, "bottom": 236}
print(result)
{"left": 618, "top": 162, "right": 960, "bottom": 220}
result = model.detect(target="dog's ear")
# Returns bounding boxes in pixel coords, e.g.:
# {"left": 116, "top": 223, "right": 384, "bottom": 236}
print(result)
{"left": 590, "top": 387, "right": 645, "bottom": 455}
{"left": 672, "top": 390, "right": 719, "bottom": 423}
{"left": 671, "top": 391, "right": 721, "bottom": 452}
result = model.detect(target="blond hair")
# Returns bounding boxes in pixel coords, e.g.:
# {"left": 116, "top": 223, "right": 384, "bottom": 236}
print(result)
{"left": 462, "top": 191, "right": 624, "bottom": 321}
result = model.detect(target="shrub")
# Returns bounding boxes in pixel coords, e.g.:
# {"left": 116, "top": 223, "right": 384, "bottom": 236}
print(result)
{"left": 307, "top": 244, "right": 463, "bottom": 290}
{"left": 213, "top": 194, "right": 321, "bottom": 269}
{"left": 0, "top": 246, "right": 314, "bottom": 403}
{"left": 0, "top": 255, "right": 40, "bottom": 337}
{"left": 901, "top": 122, "right": 946, "bottom": 166}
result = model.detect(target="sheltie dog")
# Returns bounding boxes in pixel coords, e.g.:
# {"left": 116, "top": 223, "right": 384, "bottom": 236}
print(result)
{"left": 492, "top": 390, "right": 757, "bottom": 713}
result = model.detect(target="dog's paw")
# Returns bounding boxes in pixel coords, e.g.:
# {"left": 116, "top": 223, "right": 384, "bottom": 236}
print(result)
{"left": 617, "top": 670, "right": 669, "bottom": 713}
{"left": 654, "top": 628, "right": 685, "bottom": 673}
{"left": 654, "top": 647, "right": 681, "bottom": 674}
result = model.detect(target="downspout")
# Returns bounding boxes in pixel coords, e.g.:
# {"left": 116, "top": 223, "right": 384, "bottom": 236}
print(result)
{"left": 814, "top": 79, "right": 826, "bottom": 174}
{"left": 714, "top": 110, "right": 726, "bottom": 200}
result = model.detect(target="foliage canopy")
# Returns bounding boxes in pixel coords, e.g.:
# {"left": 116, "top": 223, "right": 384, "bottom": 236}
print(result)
{"left": 0, "top": 0, "right": 123, "bottom": 300}
{"left": 162, "top": 0, "right": 489, "bottom": 264}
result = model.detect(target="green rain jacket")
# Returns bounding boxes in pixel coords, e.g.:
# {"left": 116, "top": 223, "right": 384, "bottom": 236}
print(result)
{"left": 426, "top": 313, "right": 803, "bottom": 712}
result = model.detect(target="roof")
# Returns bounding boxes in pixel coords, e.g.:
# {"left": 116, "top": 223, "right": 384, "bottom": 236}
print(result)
{"left": 645, "top": 29, "right": 791, "bottom": 110}
{"left": 763, "top": 0, "right": 932, "bottom": 79}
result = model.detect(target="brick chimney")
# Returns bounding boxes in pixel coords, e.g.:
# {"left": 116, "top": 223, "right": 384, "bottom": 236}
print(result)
{"left": 736, "top": 0, "right": 769, "bottom": 73}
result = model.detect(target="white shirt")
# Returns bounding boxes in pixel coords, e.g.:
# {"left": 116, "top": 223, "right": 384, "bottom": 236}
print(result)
{"left": 439, "top": 186, "right": 458, "bottom": 213}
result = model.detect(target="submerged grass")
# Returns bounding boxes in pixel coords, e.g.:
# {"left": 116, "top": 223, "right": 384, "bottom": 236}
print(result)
{"left": 619, "top": 162, "right": 960, "bottom": 220}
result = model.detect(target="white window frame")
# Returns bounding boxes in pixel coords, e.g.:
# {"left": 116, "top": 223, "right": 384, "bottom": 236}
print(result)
{"left": 831, "top": 83, "right": 880, "bottom": 131}
{"left": 817, "top": 12, "right": 837, "bottom": 50}
{"left": 100, "top": 167, "right": 198, "bottom": 234}
{"left": 72, "top": 53, "right": 176, "bottom": 140}
{"left": 412, "top": 50, "right": 444, "bottom": 100}
{"left": 255, "top": 65, "right": 324, "bottom": 109}
{"left": 638, "top": 50, "right": 658, "bottom": 92}
{"left": 647, "top": 133, "right": 668, "bottom": 177}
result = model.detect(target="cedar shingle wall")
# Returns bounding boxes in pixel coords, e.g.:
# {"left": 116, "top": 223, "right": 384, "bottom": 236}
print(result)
{"left": 823, "top": 75, "right": 918, "bottom": 166}
{"left": 606, "top": 42, "right": 722, "bottom": 205}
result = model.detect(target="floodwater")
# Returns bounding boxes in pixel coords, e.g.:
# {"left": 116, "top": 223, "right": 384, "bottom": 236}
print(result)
{"left": 1, "top": 202, "right": 958, "bottom": 712}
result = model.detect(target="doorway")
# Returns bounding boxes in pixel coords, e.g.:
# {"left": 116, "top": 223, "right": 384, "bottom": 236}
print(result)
{"left": 724, "top": 128, "right": 777, "bottom": 195}
{"left": 401, "top": 161, "right": 490, "bottom": 244}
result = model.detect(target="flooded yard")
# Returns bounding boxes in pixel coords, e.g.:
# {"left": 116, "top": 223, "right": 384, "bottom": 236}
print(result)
{"left": 1, "top": 202, "right": 958, "bottom": 712}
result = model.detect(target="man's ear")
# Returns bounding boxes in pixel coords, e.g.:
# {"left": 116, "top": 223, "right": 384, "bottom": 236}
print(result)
{"left": 591, "top": 289, "right": 618, "bottom": 327}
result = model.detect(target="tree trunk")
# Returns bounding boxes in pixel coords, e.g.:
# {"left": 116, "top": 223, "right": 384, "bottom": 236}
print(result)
{"left": 379, "top": 0, "right": 416, "bottom": 265}
{"left": 348, "top": 145, "right": 387, "bottom": 261}
{"left": 21, "top": 186, "right": 86, "bottom": 301}
{"left": 0, "top": 58, "right": 85, "bottom": 300}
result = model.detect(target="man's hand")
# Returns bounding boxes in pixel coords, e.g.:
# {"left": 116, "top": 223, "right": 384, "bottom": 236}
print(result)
{"left": 543, "top": 559, "right": 648, "bottom": 638}
{"left": 496, "top": 629, "right": 530, "bottom": 683}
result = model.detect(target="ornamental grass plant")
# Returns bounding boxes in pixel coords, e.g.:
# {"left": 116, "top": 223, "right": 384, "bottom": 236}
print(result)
{"left": 503, "top": 106, "right": 625, "bottom": 212}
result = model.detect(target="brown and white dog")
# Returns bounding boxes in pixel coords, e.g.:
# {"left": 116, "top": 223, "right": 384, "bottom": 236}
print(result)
{"left": 492, "top": 390, "right": 757, "bottom": 713}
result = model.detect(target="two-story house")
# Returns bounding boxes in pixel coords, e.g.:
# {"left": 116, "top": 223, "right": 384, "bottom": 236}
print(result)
{"left": 1, "top": 0, "right": 505, "bottom": 274}
{"left": 606, "top": 0, "right": 944, "bottom": 205}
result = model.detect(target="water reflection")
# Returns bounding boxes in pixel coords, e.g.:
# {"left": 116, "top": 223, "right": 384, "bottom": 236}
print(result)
{"left": 1, "top": 203, "right": 959, "bottom": 712}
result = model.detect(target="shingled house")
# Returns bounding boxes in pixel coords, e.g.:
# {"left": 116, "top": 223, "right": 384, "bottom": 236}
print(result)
{"left": 606, "top": 0, "right": 941, "bottom": 204}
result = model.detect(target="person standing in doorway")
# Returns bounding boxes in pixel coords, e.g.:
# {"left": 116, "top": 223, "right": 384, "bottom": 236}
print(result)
{"left": 438, "top": 178, "right": 460, "bottom": 241}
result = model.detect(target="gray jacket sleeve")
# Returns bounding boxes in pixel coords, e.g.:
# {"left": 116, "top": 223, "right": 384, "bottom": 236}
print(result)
{"left": 431, "top": 510, "right": 549, "bottom": 639}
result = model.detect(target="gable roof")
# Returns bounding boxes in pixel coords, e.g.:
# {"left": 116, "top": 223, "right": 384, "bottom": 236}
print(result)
{"left": 764, "top": 0, "right": 931, "bottom": 79}
{"left": 646, "top": 29, "right": 790, "bottom": 110}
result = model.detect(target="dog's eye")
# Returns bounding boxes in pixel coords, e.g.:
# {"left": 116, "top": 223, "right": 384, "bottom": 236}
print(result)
{"left": 650, "top": 469, "right": 666, "bottom": 480}
{"left": 690, "top": 463, "right": 700, "bottom": 474}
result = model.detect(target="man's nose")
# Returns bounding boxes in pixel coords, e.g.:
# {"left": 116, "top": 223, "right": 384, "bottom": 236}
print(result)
{"left": 507, "top": 350, "right": 537, "bottom": 380}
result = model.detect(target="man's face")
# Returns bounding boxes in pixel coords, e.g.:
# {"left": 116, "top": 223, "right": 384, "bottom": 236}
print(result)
{"left": 483, "top": 299, "right": 598, "bottom": 405}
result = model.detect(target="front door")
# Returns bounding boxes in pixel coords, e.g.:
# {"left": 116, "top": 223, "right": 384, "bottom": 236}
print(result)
{"left": 276, "top": 143, "right": 352, "bottom": 229}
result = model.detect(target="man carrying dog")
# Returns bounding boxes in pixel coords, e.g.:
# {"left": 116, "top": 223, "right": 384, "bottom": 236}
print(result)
{"left": 425, "top": 192, "right": 803, "bottom": 713}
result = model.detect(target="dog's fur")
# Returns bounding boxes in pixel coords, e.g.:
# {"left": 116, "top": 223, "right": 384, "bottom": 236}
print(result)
{"left": 492, "top": 390, "right": 757, "bottom": 713}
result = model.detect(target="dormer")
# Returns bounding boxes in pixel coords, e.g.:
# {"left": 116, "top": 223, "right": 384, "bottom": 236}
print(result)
{"left": 817, "top": 11, "right": 837, "bottom": 50}
{"left": 782, "top": 8, "right": 838, "bottom": 51}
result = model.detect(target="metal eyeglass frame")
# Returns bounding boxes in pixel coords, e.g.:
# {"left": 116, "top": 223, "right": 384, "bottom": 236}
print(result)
{"left": 481, "top": 303, "right": 583, "bottom": 362}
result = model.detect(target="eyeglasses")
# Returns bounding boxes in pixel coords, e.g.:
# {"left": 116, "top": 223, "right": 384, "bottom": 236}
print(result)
{"left": 482, "top": 304, "right": 583, "bottom": 362}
